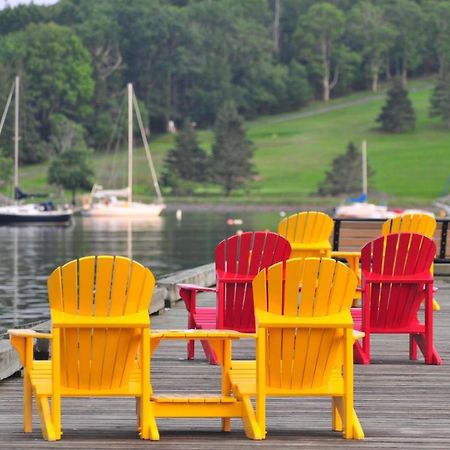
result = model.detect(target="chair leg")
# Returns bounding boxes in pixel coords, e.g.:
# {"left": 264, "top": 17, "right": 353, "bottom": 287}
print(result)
{"left": 140, "top": 400, "right": 159, "bottom": 441}
{"left": 350, "top": 408, "right": 365, "bottom": 439}
{"left": 187, "top": 339, "right": 195, "bottom": 360}
{"left": 200, "top": 340, "right": 218, "bottom": 365}
{"left": 222, "top": 418, "right": 231, "bottom": 432}
{"left": 332, "top": 397, "right": 343, "bottom": 432}
{"left": 334, "top": 400, "right": 364, "bottom": 439}
{"left": 353, "top": 340, "right": 370, "bottom": 365}
{"left": 413, "top": 334, "right": 442, "bottom": 365}
{"left": 135, "top": 398, "right": 141, "bottom": 432}
{"left": 187, "top": 313, "right": 195, "bottom": 360}
{"left": 409, "top": 334, "right": 418, "bottom": 360}
{"left": 35, "top": 396, "right": 58, "bottom": 441}
{"left": 23, "top": 371, "right": 33, "bottom": 433}
{"left": 241, "top": 395, "right": 264, "bottom": 440}
{"left": 432, "top": 298, "right": 440, "bottom": 311}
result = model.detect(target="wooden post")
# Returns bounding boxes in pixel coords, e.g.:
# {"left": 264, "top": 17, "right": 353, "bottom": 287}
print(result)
{"left": 362, "top": 140, "right": 367, "bottom": 198}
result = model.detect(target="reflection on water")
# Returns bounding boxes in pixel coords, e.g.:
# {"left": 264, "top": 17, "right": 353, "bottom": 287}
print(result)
{"left": 0, "top": 209, "right": 286, "bottom": 333}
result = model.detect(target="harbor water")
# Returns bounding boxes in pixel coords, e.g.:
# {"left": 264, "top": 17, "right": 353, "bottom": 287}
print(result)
{"left": 0, "top": 208, "right": 287, "bottom": 333}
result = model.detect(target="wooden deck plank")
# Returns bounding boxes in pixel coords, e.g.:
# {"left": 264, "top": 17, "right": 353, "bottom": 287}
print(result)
{"left": 0, "top": 281, "right": 449, "bottom": 449}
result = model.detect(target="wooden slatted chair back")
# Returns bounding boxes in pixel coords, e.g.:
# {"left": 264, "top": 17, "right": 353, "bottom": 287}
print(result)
{"left": 381, "top": 214, "right": 436, "bottom": 238}
{"left": 47, "top": 255, "right": 155, "bottom": 391}
{"left": 361, "top": 233, "right": 436, "bottom": 329}
{"left": 278, "top": 211, "right": 333, "bottom": 258}
{"left": 215, "top": 232, "right": 291, "bottom": 332}
{"left": 253, "top": 258, "right": 357, "bottom": 391}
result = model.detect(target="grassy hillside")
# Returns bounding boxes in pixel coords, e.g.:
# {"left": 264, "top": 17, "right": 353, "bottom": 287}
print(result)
{"left": 248, "top": 83, "right": 449, "bottom": 203}
{"left": 15, "top": 79, "right": 450, "bottom": 206}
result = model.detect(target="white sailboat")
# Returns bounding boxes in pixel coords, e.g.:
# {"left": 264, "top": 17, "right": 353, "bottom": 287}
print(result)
{"left": 0, "top": 76, "right": 73, "bottom": 224}
{"left": 82, "top": 83, "right": 165, "bottom": 218}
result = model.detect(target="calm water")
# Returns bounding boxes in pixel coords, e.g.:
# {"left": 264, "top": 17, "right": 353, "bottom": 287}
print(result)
{"left": 0, "top": 209, "right": 286, "bottom": 333}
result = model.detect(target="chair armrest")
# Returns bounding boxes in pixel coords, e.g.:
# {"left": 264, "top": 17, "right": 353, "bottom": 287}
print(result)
{"left": 176, "top": 283, "right": 217, "bottom": 293}
{"left": 255, "top": 310, "right": 353, "bottom": 328}
{"left": 353, "top": 330, "right": 365, "bottom": 340}
{"left": 8, "top": 329, "right": 52, "bottom": 367}
{"left": 178, "top": 284, "right": 217, "bottom": 314}
{"left": 8, "top": 329, "right": 52, "bottom": 339}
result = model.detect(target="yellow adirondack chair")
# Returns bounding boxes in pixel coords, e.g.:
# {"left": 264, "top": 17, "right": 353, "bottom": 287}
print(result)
{"left": 381, "top": 213, "right": 436, "bottom": 237}
{"left": 333, "top": 213, "right": 439, "bottom": 309}
{"left": 8, "top": 255, "right": 158, "bottom": 441}
{"left": 278, "top": 211, "right": 333, "bottom": 258}
{"left": 227, "top": 258, "right": 364, "bottom": 440}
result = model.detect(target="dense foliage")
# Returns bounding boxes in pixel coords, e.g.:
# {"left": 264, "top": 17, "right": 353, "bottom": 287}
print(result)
{"left": 0, "top": 0, "right": 449, "bottom": 178}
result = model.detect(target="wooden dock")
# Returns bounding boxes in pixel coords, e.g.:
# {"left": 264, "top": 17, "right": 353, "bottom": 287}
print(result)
{"left": 0, "top": 280, "right": 449, "bottom": 449}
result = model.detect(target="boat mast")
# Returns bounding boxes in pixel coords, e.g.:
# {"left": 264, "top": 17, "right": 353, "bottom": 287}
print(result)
{"left": 128, "top": 83, "right": 133, "bottom": 205}
{"left": 362, "top": 140, "right": 367, "bottom": 200}
{"left": 14, "top": 76, "right": 19, "bottom": 201}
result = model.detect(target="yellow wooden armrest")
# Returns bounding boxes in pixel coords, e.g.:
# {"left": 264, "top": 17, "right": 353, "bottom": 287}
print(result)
{"left": 8, "top": 329, "right": 52, "bottom": 339}
{"left": 150, "top": 329, "right": 255, "bottom": 340}
{"left": 51, "top": 309, "right": 149, "bottom": 328}
{"left": 8, "top": 329, "right": 52, "bottom": 367}
{"left": 353, "top": 330, "right": 365, "bottom": 340}
{"left": 255, "top": 310, "right": 353, "bottom": 328}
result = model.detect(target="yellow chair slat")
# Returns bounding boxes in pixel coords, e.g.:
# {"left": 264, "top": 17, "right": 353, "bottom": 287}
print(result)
{"left": 109, "top": 256, "right": 131, "bottom": 315}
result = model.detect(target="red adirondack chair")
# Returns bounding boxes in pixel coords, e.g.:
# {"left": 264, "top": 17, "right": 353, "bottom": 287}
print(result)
{"left": 178, "top": 231, "right": 291, "bottom": 364}
{"left": 352, "top": 233, "right": 441, "bottom": 365}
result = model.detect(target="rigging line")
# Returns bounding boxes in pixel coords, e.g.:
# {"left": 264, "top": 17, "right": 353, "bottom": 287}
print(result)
{"left": 0, "top": 80, "right": 15, "bottom": 137}
{"left": 106, "top": 92, "right": 126, "bottom": 154}
{"left": 100, "top": 94, "right": 126, "bottom": 188}
{"left": 132, "top": 91, "right": 164, "bottom": 203}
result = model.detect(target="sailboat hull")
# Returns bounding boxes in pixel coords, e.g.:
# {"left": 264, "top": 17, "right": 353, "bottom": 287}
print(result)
{"left": 0, "top": 205, "right": 73, "bottom": 224}
{"left": 82, "top": 201, "right": 165, "bottom": 218}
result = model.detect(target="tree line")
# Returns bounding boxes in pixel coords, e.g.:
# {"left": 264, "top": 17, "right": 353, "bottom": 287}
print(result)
{"left": 0, "top": 0, "right": 449, "bottom": 168}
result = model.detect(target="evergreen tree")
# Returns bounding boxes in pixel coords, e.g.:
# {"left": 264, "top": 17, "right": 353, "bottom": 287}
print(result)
{"left": 317, "top": 142, "right": 375, "bottom": 196}
{"left": 210, "top": 102, "right": 256, "bottom": 196}
{"left": 161, "top": 120, "right": 208, "bottom": 195}
{"left": 376, "top": 79, "right": 416, "bottom": 132}
{"left": 430, "top": 72, "right": 450, "bottom": 129}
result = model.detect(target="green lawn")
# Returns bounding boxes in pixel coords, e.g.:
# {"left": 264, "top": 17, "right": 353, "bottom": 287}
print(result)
{"left": 14, "top": 78, "right": 450, "bottom": 206}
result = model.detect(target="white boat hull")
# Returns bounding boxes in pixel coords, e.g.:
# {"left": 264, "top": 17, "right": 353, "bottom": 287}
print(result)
{"left": 82, "top": 201, "right": 165, "bottom": 218}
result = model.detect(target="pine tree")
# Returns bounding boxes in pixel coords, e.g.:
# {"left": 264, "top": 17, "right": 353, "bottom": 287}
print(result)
{"left": 161, "top": 120, "right": 208, "bottom": 195}
{"left": 376, "top": 79, "right": 416, "bottom": 132}
{"left": 430, "top": 72, "right": 450, "bottom": 129}
{"left": 317, "top": 142, "right": 375, "bottom": 196}
{"left": 210, "top": 102, "right": 257, "bottom": 196}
